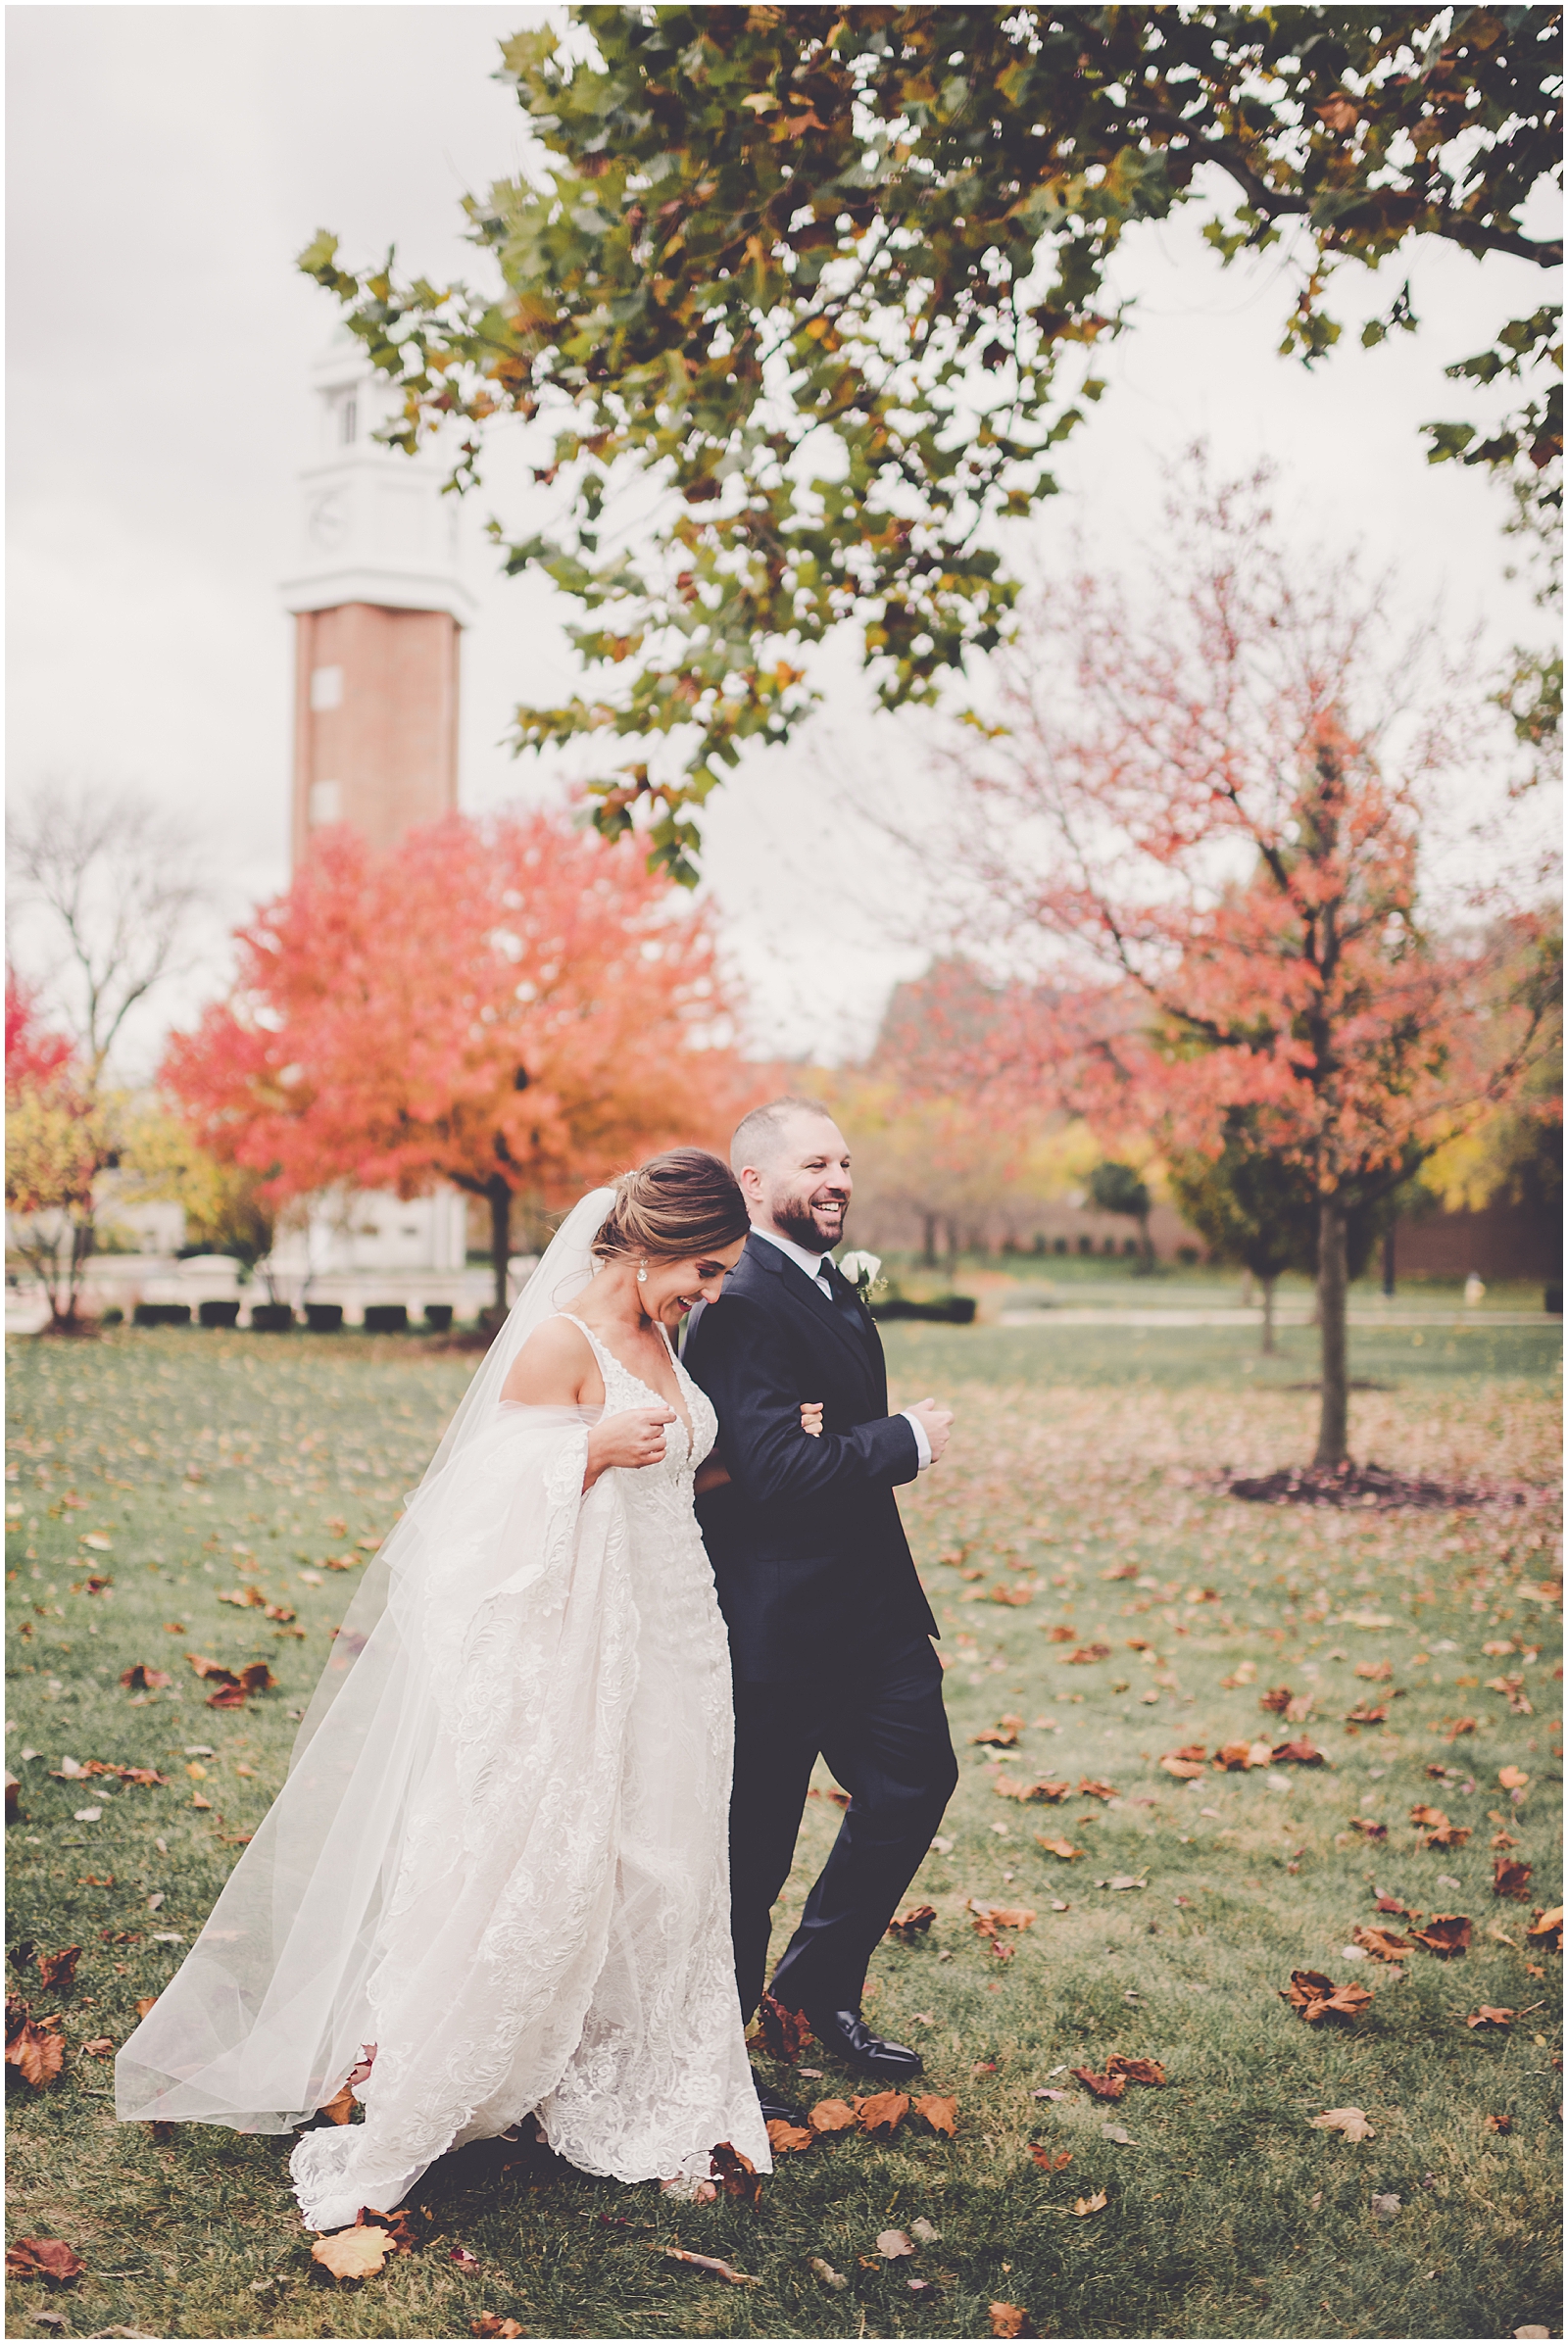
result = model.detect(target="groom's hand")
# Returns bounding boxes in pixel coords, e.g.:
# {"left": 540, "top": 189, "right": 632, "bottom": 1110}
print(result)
{"left": 906, "top": 1397, "right": 954, "bottom": 1463}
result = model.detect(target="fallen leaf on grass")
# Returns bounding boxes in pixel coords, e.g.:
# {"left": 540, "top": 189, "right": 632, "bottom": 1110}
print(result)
{"left": 1409, "top": 1913, "right": 1472, "bottom": 1957}
{"left": 134, "top": 1996, "right": 157, "bottom": 2019}
{"left": 80, "top": 2035, "right": 116, "bottom": 2057}
{"left": 1071, "top": 2192, "right": 1108, "bottom": 2218}
{"left": 450, "top": 2245, "right": 481, "bottom": 2270}
{"left": 5, "top": 1999, "right": 65, "bottom": 2089}
{"left": 766, "top": 2118, "right": 813, "bottom": 2154}
{"left": 37, "top": 1946, "right": 80, "bottom": 1992}
{"left": 1526, "top": 1906, "right": 1563, "bottom": 1953}
{"left": 1349, "top": 1817, "right": 1389, "bottom": 1837}
{"left": 5, "top": 2239, "right": 83, "bottom": 2282}
{"left": 1096, "top": 1876, "right": 1147, "bottom": 1892}
{"left": 1370, "top": 2191, "right": 1401, "bottom": 2218}
{"left": 1498, "top": 1767, "right": 1530, "bottom": 1791}
{"left": 1355, "top": 1658, "right": 1395, "bottom": 1682}
{"left": 1485, "top": 2112, "right": 1514, "bottom": 2133}
{"left": 990, "top": 2302, "right": 1032, "bottom": 2336}
{"left": 1258, "top": 1685, "right": 1293, "bottom": 1714}
{"left": 358, "top": 2206, "right": 416, "bottom": 2253}
{"left": 119, "top": 1664, "right": 172, "bottom": 1692}
{"left": 1345, "top": 1705, "right": 1391, "bottom": 1726}
{"left": 1494, "top": 1858, "right": 1534, "bottom": 1901}
{"left": 877, "top": 2229, "right": 914, "bottom": 2258}
{"left": 752, "top": 1990, "right": 812, "bottom": 2063}
{"left": 1353, "top": 1925, "right": 1413, "bottom": 1962}
{"left": 1102, "top": 2123, "right": 1135, "bottom": 2145}
{"left": 318, "top": 2082, "right": 357, "bottom": 2124}
{"left": 662, "top": 2248, "right": 760, "bottom": 2287}
{"left": 998, "top": 1778, "right": 1070, "bottom": 1803}
{"left": 218, "top": 1586, "right": 268, "bottom": 1609}
{"left": 1158, "top": 1750, "right": 1206, "bottom": 1780}
{"left": 1077, "top": 1778, "right": 1117, "bottom": 1800}
{"left": 312, "top": 2228, "right": 392, "bottom": 2280}
{"left": 913, "top": 2093, "right": 958, "bottom": 2135}
{"left": 1281, "top": 1970, "right": 1374, "bottom": 2024}
{"left": 1106, "top": 2055, "right": 1166, "bottom": 2088}
{"left": 1310, "top": 2107, "right": 1374, "bottom": 2140}
{"left": 710, "top": 2140, "right": 761, "bottom": 2203}
{"left": 886, "top": 1903, "right": 937, "bottom": 1942}
{"left": 1073, "top": 2066, "right": 1126, "bottom": 2100}
{"left": 1028, "top": 2143, "right": 1073, "bottom": 2170}
{"left": 856, "top": 2091, "right": 910, "bottom": 2136}
{"left": 910, "top": 2218, "right": 941, "bottom": 2243}
{"left": 1034, "top": 1833, "right": 1082, "bottom": 1859}
{"left": 471, "top": 2320, "right": 524, "bottom": 2338}
{"left": 1465, "top": 2007, "right": 1516, "bottom": 2029}
{"left": 1270, "top": 1738, "right": 1326, "bottom": 1766}
{"left": 808, "top": 2256, "right": 849, "bottom": 2290}
{"left": 968, "top": 1901, "right": 1036, "bottom": 1932}
{"left": 808, "top": 2098, "right": 858, "bottom": 2133}
{"left": 1409, "top": 1804, "right": 1472, "bottom": 1850}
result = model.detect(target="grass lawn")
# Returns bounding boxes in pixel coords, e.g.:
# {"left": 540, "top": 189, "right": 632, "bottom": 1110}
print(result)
{"left": 5, "top": 1322, "right": 1561, "bottom": 2342}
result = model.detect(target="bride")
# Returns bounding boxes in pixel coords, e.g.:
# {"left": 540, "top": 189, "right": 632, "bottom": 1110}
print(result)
{"left": 116, "top": 1149, "right": 784, "bottom": 2228}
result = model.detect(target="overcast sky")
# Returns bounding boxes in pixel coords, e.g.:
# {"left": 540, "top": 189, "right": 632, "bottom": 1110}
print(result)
{"left": 7, "top": 4, "right": 1559, "bottom": 1069}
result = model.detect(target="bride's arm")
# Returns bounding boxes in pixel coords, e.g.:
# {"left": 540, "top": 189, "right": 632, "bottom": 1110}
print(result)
{"left": 503, "top": 1319, "right": 677, "bottom": 1489}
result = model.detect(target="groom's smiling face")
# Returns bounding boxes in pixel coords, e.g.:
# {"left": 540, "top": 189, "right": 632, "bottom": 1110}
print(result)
{"left": 746, "top": 1112, "right": 853, "bottom": 1253}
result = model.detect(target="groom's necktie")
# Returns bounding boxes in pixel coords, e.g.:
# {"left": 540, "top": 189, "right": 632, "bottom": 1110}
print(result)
{"left": 818, "top": 1256, "right": 865, "bottom": 1329}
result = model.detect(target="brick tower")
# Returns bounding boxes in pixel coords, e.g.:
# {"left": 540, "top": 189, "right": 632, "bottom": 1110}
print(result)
{"left": 283, "top": 331, "right": 476, "bottom": 867}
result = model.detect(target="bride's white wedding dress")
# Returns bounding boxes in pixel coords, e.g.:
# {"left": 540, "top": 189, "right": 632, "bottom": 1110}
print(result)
{"left": 116, "top": 1193, "right": 769, "bottom": 2228}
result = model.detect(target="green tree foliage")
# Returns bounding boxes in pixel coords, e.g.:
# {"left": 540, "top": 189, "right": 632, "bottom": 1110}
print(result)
{"left": 302, "top": 4, "right": 1562, "bottom": 877}
{"left": 1087, "top": 1159, "right": 1153, "bottom": 1268}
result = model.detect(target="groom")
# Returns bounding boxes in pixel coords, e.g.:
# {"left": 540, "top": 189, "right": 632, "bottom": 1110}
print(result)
{"left": 683, "top": 1096, "right": 957, "bottom": 2115}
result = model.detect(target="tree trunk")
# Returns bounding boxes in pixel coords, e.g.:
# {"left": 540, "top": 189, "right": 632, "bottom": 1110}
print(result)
{"left": 922, "top": 1213, "right": 937, "bottom": 1269}
{"left": 1260, "top": 1275, "right": 1277, "bottom": 1355}
{"left": 487, "top": 1178, "right": 514, "bottom": 1318}
{"left": 1382, "top": 1221, "right": 1396, "bottom": 1298}
{"left": 1138, "top": 1209, "right": 1155, "bottom": 1274}
{"left": 944, "top": 1218, "right": 958, "bottom": 1278}
{"left": 1314, "top": 1197, "right": 1349, "bottom": 1467}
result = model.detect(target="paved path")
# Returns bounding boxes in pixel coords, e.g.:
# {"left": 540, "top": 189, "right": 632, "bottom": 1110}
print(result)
{"left": 997, "top": 1306, "right": 1556, "bottom": 1329}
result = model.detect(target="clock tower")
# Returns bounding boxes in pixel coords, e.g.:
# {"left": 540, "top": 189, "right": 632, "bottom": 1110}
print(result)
{"left": 282, "top": 330, "right": 477, "bottom": 867}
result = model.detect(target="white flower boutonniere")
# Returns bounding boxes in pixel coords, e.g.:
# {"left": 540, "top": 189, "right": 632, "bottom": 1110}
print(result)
{"left": 837, "top": 1249, "right": 887, "bottom": 1307}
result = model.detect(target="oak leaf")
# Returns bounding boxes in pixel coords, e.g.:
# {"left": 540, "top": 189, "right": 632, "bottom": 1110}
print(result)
{"left": 1409, "top": 1913, "right": 1472, "bottom": 1957}
{"left": 1310, "top": 2107, "right": 1374, "bottom": 2139}
{"left": 1465, "top": 2006, "right": 1515, "bottom": 2028}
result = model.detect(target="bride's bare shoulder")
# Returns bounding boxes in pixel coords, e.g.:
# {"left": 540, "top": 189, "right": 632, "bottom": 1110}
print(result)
{"left": 500, "top": 1315, "right": 602, "bottom": 1407}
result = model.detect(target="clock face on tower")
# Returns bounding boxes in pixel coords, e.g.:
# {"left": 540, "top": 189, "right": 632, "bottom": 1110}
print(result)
{"left": 308, "top": 489, "right": 349, "bottom": 551}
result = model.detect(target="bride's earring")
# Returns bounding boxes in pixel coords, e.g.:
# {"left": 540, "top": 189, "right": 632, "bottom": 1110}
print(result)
{"left": 637, "top": 1261, "right": 648, "bottom": 1285}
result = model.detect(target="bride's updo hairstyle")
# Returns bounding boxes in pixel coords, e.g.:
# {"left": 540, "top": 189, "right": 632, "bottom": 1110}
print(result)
{"left": 590, "top": 1148, "right": 750, "bottom": 1267}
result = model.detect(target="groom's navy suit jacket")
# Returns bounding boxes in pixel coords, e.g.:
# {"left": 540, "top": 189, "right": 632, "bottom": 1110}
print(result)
{"left": 683, "top": 1233, "right": 939, "bottom": 1683}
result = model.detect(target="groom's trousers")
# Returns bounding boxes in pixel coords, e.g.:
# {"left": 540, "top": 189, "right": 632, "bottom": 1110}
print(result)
{"left": 729, "top": 1635, "right": 958, "bottom": 2025}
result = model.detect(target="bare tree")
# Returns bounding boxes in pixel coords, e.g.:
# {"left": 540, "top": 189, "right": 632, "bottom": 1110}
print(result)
{"left": 7, "top": 783, "right": 211, "bottom": 1083}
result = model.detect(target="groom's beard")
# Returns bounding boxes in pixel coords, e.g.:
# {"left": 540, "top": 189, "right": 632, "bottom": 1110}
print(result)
{"left": 772, "top": 1196, "right": 847, "bottom": 1251}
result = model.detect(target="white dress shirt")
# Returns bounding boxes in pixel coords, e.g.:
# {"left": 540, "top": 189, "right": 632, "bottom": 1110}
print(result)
{"left": 748, "top": 1225, "right": 933, "bottom": 1471}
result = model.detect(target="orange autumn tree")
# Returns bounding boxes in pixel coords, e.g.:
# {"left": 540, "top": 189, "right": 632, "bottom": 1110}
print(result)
{"left": 163, "top": 810, "right": 750, "bottom": 1312}
{"left": 916, "top": 464, "right": 1559, "bottom": 1470}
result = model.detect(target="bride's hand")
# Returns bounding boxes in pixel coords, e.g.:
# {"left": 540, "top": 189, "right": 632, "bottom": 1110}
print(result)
{"left": 800, "top": 1401, "right": 823, "bottom": 1438}
{"left": 584, "top": 1401, "right": 676, "bottom": 1488}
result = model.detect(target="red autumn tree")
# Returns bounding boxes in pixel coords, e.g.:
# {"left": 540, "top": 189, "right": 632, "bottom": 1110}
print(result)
{"left": 912, "top": 463, "right": 1559, "bottom": 1469}
{"left": 163, "top": 810, "right": 753, "bottom": 1311}
{"left": 5, "top": 970, "right": 74, "bottom": 1091}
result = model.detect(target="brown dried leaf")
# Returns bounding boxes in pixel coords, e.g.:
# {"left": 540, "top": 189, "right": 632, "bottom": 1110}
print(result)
{"left": 1076, "top": 1778, "right": 1117, "bottom": 1800}
{"left": 312, "top": 2227, "right": 391, "bottom": 2280}
{"left": 1284, "top": 1691, "right": 1316, "bottom": 1725}
{"left": 808, "top": 2256, "right": 849, "bottom": 2290}
{"left": 1484, "top": 2112, "right": 1513, "bottom": 2133}
{"left": 1270, "top": 1738, "right": 1326, "bottom": 1766}
{"left": 1497, "top": 1766, "right": 1530, "bottom": 1791}
{"left": 1212, "top": 1741, "right": 1257, "bottom": 1771}
{"left": 357, "top": 2206, "right": 416, "bottom": 2253}
{"left": 662, "top": 2247, "right": 760, "bottom": 2287}
{"left": 471, "top": 2320, "right": 524, "bottom": 2338}
{"left": 319, "top": 2083, "right": 357, "bottom": 2125}
{"left": 184, "top": 1653, "right": 238, "bottom": 1684}
{"left": 710, "top": 2140, "right": 761, "bottom": 2204}
{"left": 765, "top": 2118, "right": 813, "bottom": 2155}
{"left": 37, "top": 1946, "right": 81, "bottom": 1992}
{"left": 1071, "top": 2191, "right": 1108, "bottom": 2218}
{"left": 1494, "top": 1858, "right": 1534, "bottom": 1901}
{"left": 6, "top": 2238, "right": 84, "bottom": 2283}
{"left": 1353, "top": 1924, "right": 1413, "bottom": 1962}
{"left": 1465, "top": 2006, "right": 1516, "bottom": 2028}
{"left": 119, "top": 1664, "right": 172, "bottom": 1691}
{"left": 1034, "top": 1833, "right": 1082, "bottom": 1860}
{"left": 855, "top": 2090, "right": 910, "bottom": 2136}
{"left": 808, "top": 2098, "right": 858, "bottom": 2133}
{"left": 972, "top": 1723, "right": 1020, "bottom": 1748}
{"left": 80, "top": 2035, "right": 116, "bottom": 2057}
{"left": 5, "top": 2018, "right": 66, "bottom": 2088}
{"left": 237, "top": 1662, "right": 277, "bottom": 1696}
{"left": 1258, "top": 1685, "right": 1293, "bottom": 1714}
{"left": 134, "top": 1995, "right": 158, "bottom": 2019}
{"left": 886, "top": 1903, "right": 937, "bottom": 1942}
{"left": 1354, "top": 1659, "right": 1395, "bottom": 1682}
{"left": 1310, "top": 2107, "right": 1374, "bottom": 2140}
{"left": 1072, "top": 2065, "right": 1126, "bottom": 2100}
{"left": 913, "top": 2093, "right": 957, "bottom": 2136}
{"left": 1027, "top": 2143, "right": 1073, "bottom": 2170}
{"left": 1526, "top": 1905, "right": 1563, "bottom": 1952}
{"left": 1345, "top": 1705, "right": 1391, "bottom": 1726}
{"left": 1106, "top": 2055, "right": 1166, "bottom": 2088}
{"left": 989, "top": 2302, "right": 1032, "bottom": 2336}
{"left": 1409, "top": 1913, "right": 1472, "bottom": 1957}
{"left": 1001, "top": 1778, "right": 1070, "bottom": 1802}
{"left": 1281, "top": 1970, "right": 1374, "bottom": 2023}
{"left": 753, "top": 1991, "right": 812, "bottom": 2063}
{"left": 1063, "top": 1644, "right": 1112, "bottom": 1666}
{"left": 1349, "top": 1817, "right": 1389, "bottom": 1838}
{"left": 1158, "top": 1757, "right": 1206, "bottom": 1780}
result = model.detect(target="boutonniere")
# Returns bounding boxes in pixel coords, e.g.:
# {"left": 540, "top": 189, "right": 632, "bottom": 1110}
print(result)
{"left": 837, "top": 1249, "right": 887, "bottom": 1307}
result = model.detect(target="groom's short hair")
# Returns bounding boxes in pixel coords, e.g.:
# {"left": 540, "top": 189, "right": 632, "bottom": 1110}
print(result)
{"left": 731, "top": 1094, "right": 836, "bottom": 1173}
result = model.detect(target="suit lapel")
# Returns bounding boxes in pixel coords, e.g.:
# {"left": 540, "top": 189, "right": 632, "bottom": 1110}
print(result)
{"left": 747, "top": 1238, "right": 877, "bottom": 1386}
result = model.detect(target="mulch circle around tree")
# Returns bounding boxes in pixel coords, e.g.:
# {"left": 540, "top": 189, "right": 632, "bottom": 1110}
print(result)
{"left": 1226, "top": 1461, "right": 1544, "bottom": 1511}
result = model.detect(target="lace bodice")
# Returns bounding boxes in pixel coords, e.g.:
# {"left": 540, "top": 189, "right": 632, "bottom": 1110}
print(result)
{"left": 557, "top": 1312, "right": 718, "bottom": 1484}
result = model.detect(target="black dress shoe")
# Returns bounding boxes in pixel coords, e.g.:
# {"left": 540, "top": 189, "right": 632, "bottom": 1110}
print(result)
{"left": 752, "top": 2071, "right": 807, "bottom": 2127}
{"left": 806, "top": 2008, "right": 923, "bottom": 2081}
